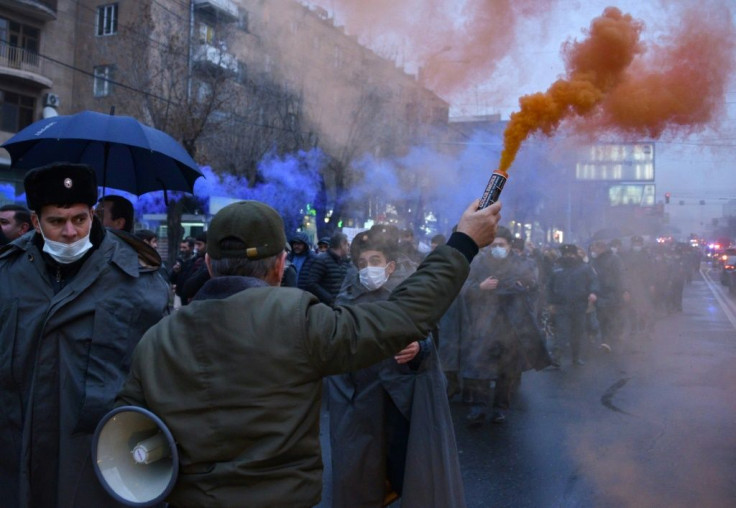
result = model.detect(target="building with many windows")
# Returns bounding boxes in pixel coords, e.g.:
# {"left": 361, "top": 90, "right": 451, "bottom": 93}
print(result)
{"left": 1, "top": 0, "right": 448, "bottom": 214}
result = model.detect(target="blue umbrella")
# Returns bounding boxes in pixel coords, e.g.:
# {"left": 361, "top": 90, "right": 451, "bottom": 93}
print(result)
{"left": 1, "top": 110, "right": 203, "bottom": 196}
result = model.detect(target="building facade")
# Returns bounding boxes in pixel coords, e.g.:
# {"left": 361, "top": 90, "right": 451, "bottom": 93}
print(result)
{"left": 1, "top": 0, "right": 449, "bottom": 221}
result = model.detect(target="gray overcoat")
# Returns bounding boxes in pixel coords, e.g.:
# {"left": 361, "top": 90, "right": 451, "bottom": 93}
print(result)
{"left": 0, "top": 225, "right": 170, "bottom": 508}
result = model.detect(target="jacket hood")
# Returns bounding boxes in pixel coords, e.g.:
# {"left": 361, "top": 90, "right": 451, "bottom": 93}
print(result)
{"left": 290, "top": 232, "right": 311, "bottom": 247}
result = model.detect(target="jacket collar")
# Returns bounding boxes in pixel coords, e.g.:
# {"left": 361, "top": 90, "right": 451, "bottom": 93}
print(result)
{"left": 193, "top": 276, "right": 268, "bottom": 301}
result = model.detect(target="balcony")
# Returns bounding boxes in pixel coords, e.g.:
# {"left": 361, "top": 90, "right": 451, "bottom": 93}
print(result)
{"left": 1, "top": 0, "right": 58, "bottom": 21}
{"left": 193, "top": 0, "right": 238, "bottom": 22}
{"left": 193, "top": 43, "right": 238, "bottom": 73}
{"left": 0, "top": 42, "right": 53, "bottom": 88}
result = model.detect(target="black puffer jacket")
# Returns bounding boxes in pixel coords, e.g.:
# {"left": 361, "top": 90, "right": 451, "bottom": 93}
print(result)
{"left": 303, "top": 249, "right": 350, "bottom": 305}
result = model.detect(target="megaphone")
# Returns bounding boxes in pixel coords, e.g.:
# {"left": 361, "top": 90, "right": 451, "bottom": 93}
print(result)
{"left": 92, "top": 406, "right": 179, "bottom": 507}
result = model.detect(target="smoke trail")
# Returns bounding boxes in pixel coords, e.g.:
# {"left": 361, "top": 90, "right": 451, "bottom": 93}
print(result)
{"left": 499, "top": 5, "right": 736, "bottom": 173}
{"left": 321, "top": 0, "right": 554, "bottom": 97}
{"left": 499, "top": 7, "right": 644, "bottom": 172}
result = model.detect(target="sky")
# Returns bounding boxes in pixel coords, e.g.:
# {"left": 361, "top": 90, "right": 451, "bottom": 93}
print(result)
{"left": 307, "top": 0, "right": 736, "bottom": 236}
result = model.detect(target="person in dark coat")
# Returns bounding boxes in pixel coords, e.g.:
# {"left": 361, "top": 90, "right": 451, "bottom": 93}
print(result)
{"left": 0, "top": 162, "right": 170, "bottom": 508}
{"left": 288, "top": 231, "right": 316, "bottom": 289}
{"left": 328, "top": 226, "right": 465, "bottom": 508}
{"left": 546, "top": 244, "right": 599, "bottom": 366}
{"left": 590, "top": 240, "right": 623, "bottom": 349}
{"left": 620, "top": 235, "right": 656, "bottom": 336}
{"left": 461, "top": 226, "right": 551, "bottom": 425}
{"left": 115, "top": 199, "right": 502, "bottom": 508}
{"left": 303, "top": 231, "right": 351, "bottom": 305}
{"left": 179, "top": 232, "right": 208, "bottom": 305}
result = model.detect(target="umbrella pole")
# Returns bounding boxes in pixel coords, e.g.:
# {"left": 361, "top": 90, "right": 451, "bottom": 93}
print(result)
{"left": 101, "top": 106, "right": 114, "bottom": 198}
{"left": 101, "top": 143, "right": 110, "bottom": 200}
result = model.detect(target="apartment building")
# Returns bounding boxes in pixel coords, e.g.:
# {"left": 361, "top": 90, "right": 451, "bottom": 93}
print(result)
{"left": 1, "top": 0, "right": 449, "bottom": 211}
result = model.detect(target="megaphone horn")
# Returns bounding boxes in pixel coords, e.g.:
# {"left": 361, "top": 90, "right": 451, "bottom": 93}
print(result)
{"left": 92, "top": 406, "right": 179, "bottom": 507}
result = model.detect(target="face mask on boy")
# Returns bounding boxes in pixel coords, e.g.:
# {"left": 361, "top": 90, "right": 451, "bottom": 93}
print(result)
{"left": 359, "top": 265, "right": 389, "bottom": 291}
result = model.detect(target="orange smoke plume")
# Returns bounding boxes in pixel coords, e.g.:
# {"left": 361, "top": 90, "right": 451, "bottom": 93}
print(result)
{"left": 499, "top": 5, "right": 736, "bottom": 173}
{"left": 499, "top": 7, "right": 644, "bottom": 172}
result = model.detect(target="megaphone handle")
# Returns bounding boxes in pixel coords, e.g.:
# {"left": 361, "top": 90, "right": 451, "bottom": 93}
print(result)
{"left": 132, "top": 433, "right": 170, "bottom": 464}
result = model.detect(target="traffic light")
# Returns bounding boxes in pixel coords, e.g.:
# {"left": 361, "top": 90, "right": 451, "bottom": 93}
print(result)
{"left": 664, "top": 192, "right": 671, "bottom": 204}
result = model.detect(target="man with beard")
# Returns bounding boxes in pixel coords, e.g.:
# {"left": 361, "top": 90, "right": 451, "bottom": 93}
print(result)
{"left": 546, "top": 244, "right": 599, "bottom": 367}
{"left": 461, "top": 226, "right": 551, "bottom": 425}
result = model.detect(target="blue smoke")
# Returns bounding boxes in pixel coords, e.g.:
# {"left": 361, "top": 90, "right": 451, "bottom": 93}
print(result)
{"left": 125, "top": 148, "right": 324, "bottom": 234}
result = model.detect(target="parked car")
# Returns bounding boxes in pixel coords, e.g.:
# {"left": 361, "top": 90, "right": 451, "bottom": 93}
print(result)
{"left": 720, "top": 255, "right": 736, "bottom": 293}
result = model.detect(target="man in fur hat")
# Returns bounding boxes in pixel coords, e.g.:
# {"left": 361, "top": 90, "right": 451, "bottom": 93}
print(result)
{"left": 0, "top": 162, "right": 170, "bottom": 507}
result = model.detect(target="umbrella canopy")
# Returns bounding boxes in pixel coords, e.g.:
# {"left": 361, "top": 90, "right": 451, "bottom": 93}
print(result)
{"left": 1, "top": 110, "right": 203, "bottom": 196}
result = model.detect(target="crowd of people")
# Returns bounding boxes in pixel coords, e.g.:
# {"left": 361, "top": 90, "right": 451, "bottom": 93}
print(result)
{"left": 0, "top": 160, "right": 706, "bottom": 508}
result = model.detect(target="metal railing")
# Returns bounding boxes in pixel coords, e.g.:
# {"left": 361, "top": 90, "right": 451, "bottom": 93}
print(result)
{"left": 0, "top": 41, "right": 41, "bottom": 72}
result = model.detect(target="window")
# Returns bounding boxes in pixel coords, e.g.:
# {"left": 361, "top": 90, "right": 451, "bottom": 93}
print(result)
{"left": 0, "top": 17, "right": 40, "bottom": 67}
{"left": 93, "top": 65, "right": 114, "bottom": 97}
{"left": 199, "top": 22, "right": 215, "bottom": 45}
{"left": 0, "top": 90, "right": 35, "bottom": 133}
{"left": 96, "top": 4, "right": 118, "bottom": 36}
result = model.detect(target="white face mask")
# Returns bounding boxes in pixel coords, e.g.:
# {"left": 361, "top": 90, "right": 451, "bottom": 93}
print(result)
{"left": 359, "top": 265, "right": 389, "bottom": 291}
{"left": 632, "top": 245, "right": 642, "bottom": 252}
{"left": 490, "top": 246, "right": 509, "bottom": 259}
{"left": 40, "top": 229, "right": 93, "bottom": 264}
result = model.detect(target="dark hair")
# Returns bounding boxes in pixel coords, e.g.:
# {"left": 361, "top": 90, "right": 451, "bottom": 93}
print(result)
{"left": 431, "top": 234, "right": 446, "bottom": 245}
{"left": 182, "top": 237, "right": 196, "bottom": 248}
{"left": 511, "top": 237, "right": 525, "bottom": 250}
{"left": 195, "top": 232, "right": 207, "bottom": 243}
{"left": 135, "top": 229, "right": 157, "bottom": 243}
{"left": 495, "top": 226, "right": 513, "bottom": 243}
{"left": 0, "top": 204, "right": 31, "bottom": 227}
{"left": 329, "top": 232, "right": 348, "bottom": 249}
{"left": 98, "top": 195, "right": 134, "bottom": 232}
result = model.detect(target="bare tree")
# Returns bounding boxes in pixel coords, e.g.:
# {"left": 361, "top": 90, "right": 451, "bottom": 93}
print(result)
{"left": 109, "top": 5, "right": 246, "bottom": 265}
{"left": 201, "top": 72, "right": 312, "bottom": 183}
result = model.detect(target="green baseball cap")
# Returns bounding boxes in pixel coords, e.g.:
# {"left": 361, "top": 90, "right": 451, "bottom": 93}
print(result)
{"left": 207, "top": 201, "right": 287, "bottom": 260}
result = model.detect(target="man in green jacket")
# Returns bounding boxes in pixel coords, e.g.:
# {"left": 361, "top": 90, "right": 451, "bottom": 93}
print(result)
{"left": 116, "top": 198, "right": 501, "bottom": 508}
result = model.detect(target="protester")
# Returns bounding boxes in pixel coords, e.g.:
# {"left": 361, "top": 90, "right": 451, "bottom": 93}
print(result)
{"left": 288, "top": 231, "right": 316, "bottom": 288}
{"left": 461, "top": 226, "right": 550, "bottom": 425}
{"left": 303, "top": 231, "right": 351, "bottom": 305}
{"left": 178, "top": 231, "right": 208, "bottom": 305}
{"left": 546, "top": 244, "right": 599, "bottom": 367}
{"left": 0, "top": 203, "right": 32, "bottom": 241}
{"left": 328, "top": 225, "right": 465, "bottom": 508}
{"left": 590, "top": 239, "right": 623, "bottom": 350}
{"left": 430, "top": 233, "right": 447, "bottom": 251}
{"left": 0, "top": 162, "right": 170, "bottom": 508}
{"left": 620, "top": 235, "right": 656, "bottom": 336}
{"left": 97, "top": 194, "right": 135, "bottom": 232}
{"left": 316, "top": 236, "right": 330, "bottom": 253}
{"left": 115, "top": 198, "right": 501, "bottom": 508}
{"left": 135, "top": 228, "right": 158, "bottom": 249}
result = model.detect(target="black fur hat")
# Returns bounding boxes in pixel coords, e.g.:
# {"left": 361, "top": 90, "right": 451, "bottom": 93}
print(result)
{"left": 24, "top": 162, "right": 98, "bottom": 212}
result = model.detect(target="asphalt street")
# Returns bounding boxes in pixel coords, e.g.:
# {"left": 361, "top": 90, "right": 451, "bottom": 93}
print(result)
{"left": 317, "top": 265, "right": 736, "bottom": 508}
